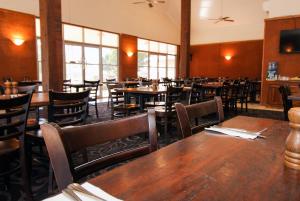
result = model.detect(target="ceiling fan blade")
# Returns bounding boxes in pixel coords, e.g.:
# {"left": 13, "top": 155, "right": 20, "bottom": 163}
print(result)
{"left": 154, "top": 0, "right": 166, "bottom": 3}
{"left": 148, "top": 3, "right": 154, "bottom": 7}
{"left": 133, "top": 2, "right": 145, "bottom": 4}
{"left": 208, "top": 19, "right": 219, "bottom": 20}
{"left": 215, "top": 20, "right": 221, "bottom": 24}
{"left": 222, "top": 17, "right": 230, "bottom": 19}
{"left": 225, "top": 19, "right": 235, "bottom": 22}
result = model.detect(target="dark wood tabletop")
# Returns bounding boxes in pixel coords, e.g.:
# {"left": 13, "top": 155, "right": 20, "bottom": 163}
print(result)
{"left": 115, "top": 86, "right": 191, "bottom": 95}
{"left": 0, "top": 93, "right": 49, "bottom": 107}
{"left": 89, "top": 116, "right": 300, "bottom": 201}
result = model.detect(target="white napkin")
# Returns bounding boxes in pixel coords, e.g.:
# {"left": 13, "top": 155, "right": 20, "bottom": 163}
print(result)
{"left": 44, "top": 182, "right": 123, "bottom": 201}
{"left": 205, "top": 126, "right": 261, "bottom": 140}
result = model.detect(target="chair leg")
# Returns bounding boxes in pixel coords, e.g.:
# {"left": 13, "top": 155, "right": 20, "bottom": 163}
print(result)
{"left": 48, "top": 165, "right": 54, "bottom": 194}
{"left": 21, "top": 138, "right": 33, "bottom": 201}
{"left": 95, "top": 101, "right": 99, "bottom": 118}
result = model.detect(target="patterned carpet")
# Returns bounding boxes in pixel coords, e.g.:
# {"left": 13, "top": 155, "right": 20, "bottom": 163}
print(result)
{"left": 0, "top": 102, "right": 285, "bottom": 201}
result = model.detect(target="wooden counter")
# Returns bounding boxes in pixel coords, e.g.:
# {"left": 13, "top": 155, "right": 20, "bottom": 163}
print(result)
{"left": 261, "top": 80, "right": 300, "bottom": 107}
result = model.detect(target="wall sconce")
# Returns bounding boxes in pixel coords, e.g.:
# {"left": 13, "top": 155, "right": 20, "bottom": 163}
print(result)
{"left": 225, "top": 55, "right": 232, "bottom": 61}
{"left": 12, "top": 37, "right": 25, "bottom": 46}
{"left": 127, "top": 51, "right": 134, "bottom": 57}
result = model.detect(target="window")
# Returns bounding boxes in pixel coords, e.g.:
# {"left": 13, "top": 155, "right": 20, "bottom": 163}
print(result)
{"left": 36, "top": 18, "right": 42, "bottom": 81}
{"left": 35, "top": 18, "right": 119, "bottom": 97}
{"left": 63, "top": 24, "right": 119, "bottom": 97}
{"left": 137, "top": 38, "right": 177, "bottom": 80}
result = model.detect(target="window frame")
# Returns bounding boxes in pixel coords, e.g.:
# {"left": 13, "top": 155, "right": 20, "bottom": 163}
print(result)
{"left": 137, "top": 38, "right": 177, "bottom": 80}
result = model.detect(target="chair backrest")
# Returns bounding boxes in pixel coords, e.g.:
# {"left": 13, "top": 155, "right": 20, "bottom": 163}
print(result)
{"left": 175, "top": 97, "right": 224, "bottom": 138}
{"left": 48, "top": 90, "right": 90, "bottom": 127}
{"left": 279, "top": 85, "right": 293, "bottom": 121}
{"left": 41, "top": 109, "right": 158, "bottom": 191}
{"left": 106, "top": 78, "right": 116, "bottom": 83}
{"left": 17, "top": 85, "right": 37, "bottom": 94}
{"left": 164, "top": 86, "right": 183, "bottom": 112}
{"left": 0, "top": 94, "right": 31, "bottom": 141}
{"left": 63, "top": 79, "right": 71, "bottom": 92}
{"left": 84, "top": 80, "right": 100, "bottom": 100}
{"left": 189, "top": 83, "right": 204, "bottom": 105}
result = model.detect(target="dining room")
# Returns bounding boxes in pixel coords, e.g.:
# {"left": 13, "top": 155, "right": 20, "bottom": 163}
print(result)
{"left": 1, "top": 0, "right": 300, "bottom": 201}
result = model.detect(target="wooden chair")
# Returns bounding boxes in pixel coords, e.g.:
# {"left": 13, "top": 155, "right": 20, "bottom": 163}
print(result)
{"left": 237, "top": 81, "right": 250, "bottom": 112}
{"left": 106, "top": 83, "right": 123, "bottom": 108}
{"left": 84, "top": 80, "right": 100, "bottom": 118}
{"left": 41, "top": 109, "right": 158, "bottom": 191}
{"left": 279, "top": 85, "right": 293, "bottom": 121}
{"left": 26, "top": 89, "right": 91, "bottom": 193}
{"left": 17, "top": 85, "right": 41, "bottom": 131}
{"left": 48, "top": 90, "right": 90, "bottom": 127}
{"left": 175, "top": 97, "right": 224, "bottom": 138}
{"left": 0, "top": 94, "right": 32, "bottom": 200}
{"left": 155, "top": 86, "right": 183, "bottom": 138}
{"left": 107, "top": 84, "right": 139, "bottom": 119}
{"left": 189, "top": 83, "right": 204, "bottom": 105}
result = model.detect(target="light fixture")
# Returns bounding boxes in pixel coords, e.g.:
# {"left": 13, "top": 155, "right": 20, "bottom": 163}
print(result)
{"left": 127, "top": 51, "right": 134, "bottom": 57}
{"left": 12, "top": 37, "right": 25, "bottom": 46}
{"left": 225, "top": 55, "right": 232, "bottom": 61}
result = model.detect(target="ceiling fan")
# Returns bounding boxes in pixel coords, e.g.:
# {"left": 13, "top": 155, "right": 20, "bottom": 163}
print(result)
{"left": 208, "top": 16, "right": 234, "bottom": 24}
{"left": 133, "top": 0, "right": 166, "bottom": 8}
{"left": 208, "top": 0, "right": 235, "bottom": 24}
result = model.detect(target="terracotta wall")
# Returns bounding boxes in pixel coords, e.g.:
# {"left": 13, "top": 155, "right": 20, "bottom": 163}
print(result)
{"left": 0, "top": 8, "right": 37, "bottom": 81}
{"left": 119, "top": 34, "right": 137, "bottom": 81}
{"left": 190, "top": 40, "right": 263, "bottom": 79}
{"left": 261, "top": 16, "right": 300, "bottom": 105}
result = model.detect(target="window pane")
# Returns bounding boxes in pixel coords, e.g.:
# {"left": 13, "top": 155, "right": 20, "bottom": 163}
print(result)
{"left": 159, "top": 55, "right": 166, "bottom": 67}
{"left": 138, "top": 39, "right": 149, "bottom": 51}
{"left": 38, "top": 62, "right": 42, "bottom": 81}
{"left": 102, "top": 32, "right": 119, "bottom": 47}
{"left": 138, "top": 52, "right": 148, "bottom": 67}
{"left": 37, "top": 39, "right": 42, "bottom": 61}
{"left": 64, "top": 24, "right": 83, "bottom": 42}
{"left": 167, "top": 55, "right": 176, "bottom": 67}
{"left": 149, "top": 54, "right": 158, "bottom": 67}
{"left": 103, "top": 65, "right": 118, "bottom": 80}
{"left": 150, "top": 68, "right": 158, "bottom": 79}
{"left": 159, "top": 68, "right": 166, "bottom": 79}
{"left": 84, "top": 28, "right": 100, "bottom": 45}
{"left": 150, "top": 41, "right": 159, "bottom": 52}
{"left": 65, "top": 45, "right": 82, "bottom": 63}
{"left": 168, "top": 44, "right": 177, "bottom": 55}
{"left": 84, "top": 47, "right": 99, "bottom": 64}
{"left": 85, "top": 65, "right": 99, "bottom": 81}
{"left": 168, "top": 67, "right": 176, "bottom": 79}
{"left": 66, "top": 64, "right": 83, "bottom": 83}
{"left": 35, "top": 18, "right": 41, "bottom": 37}
{"left": 138, "top": 67, "right": 148, "bottom": 78}
{"left": 159, "top": 43, "right": 168, "bottom": 53}
{"left": 102, "top": 47, "right": 118, "bottom": 65}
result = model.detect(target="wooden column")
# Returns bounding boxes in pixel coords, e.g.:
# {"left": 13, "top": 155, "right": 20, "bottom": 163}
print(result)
{"left": 179, "top": 0, "right": 191, "bottom": 78}
{"left": 39, "top": 0, "right": 63, "bottom": 91}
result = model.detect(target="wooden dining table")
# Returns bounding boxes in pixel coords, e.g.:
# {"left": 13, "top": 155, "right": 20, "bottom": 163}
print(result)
{"left": 63, "top": 82, "right": 103, "bottom": 92}
{"left": 115, "top": 86, "right": 191, "bottom": 110}
{"left": 86, "top": 116, "right": 300, "bottom": 201}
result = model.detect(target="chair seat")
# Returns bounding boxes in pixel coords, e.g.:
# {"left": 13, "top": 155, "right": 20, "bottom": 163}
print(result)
{"left": 0, "top": 139, "right": 20, "bottom": 156}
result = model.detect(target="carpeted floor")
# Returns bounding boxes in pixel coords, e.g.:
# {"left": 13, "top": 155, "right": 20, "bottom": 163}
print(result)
{"left": 0, "top": 102, "right": 285, "bottom": 201}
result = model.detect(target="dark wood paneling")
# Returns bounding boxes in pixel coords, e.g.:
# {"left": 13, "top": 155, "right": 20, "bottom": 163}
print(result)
{"left": 261, "top": 16, "right": 300, "bottom": 105}
{"left": 190, "top": 40, "right": 263, "bottom": 79}
{"left": 179, "top": 0, "right": 191, "bottom": 78}
{"left": 119, "top": 34, "right": 137, "bottom": 81}
{"left": 0, "top": 9, "right": 37, "bottom": 81}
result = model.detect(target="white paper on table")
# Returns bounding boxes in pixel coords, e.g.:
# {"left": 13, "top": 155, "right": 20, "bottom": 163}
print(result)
{"left": 44, "top": 182, "right": 123, "bottom": 201}
{"left": 205, "top": 126, "right": 260, "bottom": 140}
